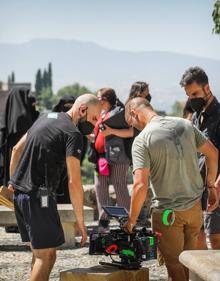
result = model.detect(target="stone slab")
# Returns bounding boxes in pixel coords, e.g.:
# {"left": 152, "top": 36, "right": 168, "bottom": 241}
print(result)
{"left": 60, "top": 265, "right": 149, "bottom": 281}
{"left": 179, "top": 250, "right": 220, "bottom": 281}
{"left": 0, "top": 204, "right": 94, "bottom": 226}
{"left": 0, "top": 204, "right": 94, "bottom": 248}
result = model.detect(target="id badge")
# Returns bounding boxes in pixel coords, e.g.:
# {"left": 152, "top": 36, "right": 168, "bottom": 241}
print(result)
{"left": 39, "top": 187, "right": 49, "bottom": 208}
{"left": 40, "top": 195, "right": 49, "bottom": 208}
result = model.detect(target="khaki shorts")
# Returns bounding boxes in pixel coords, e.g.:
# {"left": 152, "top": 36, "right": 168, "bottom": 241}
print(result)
{"left": 152, "top": 201, "right": 202, "bottom": 266}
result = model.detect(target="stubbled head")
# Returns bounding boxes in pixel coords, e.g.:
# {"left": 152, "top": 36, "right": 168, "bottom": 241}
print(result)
{"left": 125, "top": 97, "right": 154, "bottom": 131}
{"left": 68, "top": 93, "right": 101, "bottom": 135}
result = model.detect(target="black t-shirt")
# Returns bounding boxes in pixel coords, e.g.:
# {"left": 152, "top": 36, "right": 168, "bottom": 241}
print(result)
{"left": 10, "top": 112, "right": 83, "bottom": 193}
{"left": 192, "top": 97, "right": 220, "bottom": 181}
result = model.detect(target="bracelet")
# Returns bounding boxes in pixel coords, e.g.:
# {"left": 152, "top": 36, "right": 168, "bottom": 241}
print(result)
{"left": 208, "top": 186, "right": 216, "bottom": 189}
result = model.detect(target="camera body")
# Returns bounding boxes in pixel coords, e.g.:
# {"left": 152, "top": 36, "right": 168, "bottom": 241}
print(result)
{"left": 89, "top": 207, "right": 158, "bottom": 269}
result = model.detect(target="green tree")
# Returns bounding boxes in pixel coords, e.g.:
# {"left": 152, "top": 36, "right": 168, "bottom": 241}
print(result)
{"left": 8, "top": 75, "right": 11, "bottom": 85}
{"left": 35, "top": 64, "right": 55, "bottom": 111}
{"left": 38, "top": 87, "right": 54, "bottom": 111}
{"left": 213, "top": 0, "right": 220, "bottom": 34}
{"left": 170, "top": 101, "right": 184, "bottom": 117}
{"left": 81, "top": 156, "right": 95, "bottom": 184}
{"left": 43, "top": 69, "right": 49, "bottom": 89}
{"left": 48, "top": 62, "right": 52, "bottom": 89}
{"left": 11, "top": 72, "right": 15, "bottom": 83}
{"left": 35, "top": 69, "right": 43, "bottom": 97}
{"left": 56, "top": 83, "right": 91, "bottom": 102}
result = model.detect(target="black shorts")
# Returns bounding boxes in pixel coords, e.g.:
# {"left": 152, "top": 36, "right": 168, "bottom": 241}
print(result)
{"left": 14, "top": 190, "right": 65, "bottom": 249}
{"left": 204, "top": 206, "right": 220, "bottom": 235}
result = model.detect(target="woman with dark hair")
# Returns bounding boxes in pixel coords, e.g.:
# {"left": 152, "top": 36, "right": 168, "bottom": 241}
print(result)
{"left": 94, "top": 87, "right": 133, "bottom": 230}
{"left": 127, "top": 81, "right": 151, "bottom": 103}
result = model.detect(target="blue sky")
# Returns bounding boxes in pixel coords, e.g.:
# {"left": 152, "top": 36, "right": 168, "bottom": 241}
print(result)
{"left": 0, "top": 0, "right": 220, "bottom": 60}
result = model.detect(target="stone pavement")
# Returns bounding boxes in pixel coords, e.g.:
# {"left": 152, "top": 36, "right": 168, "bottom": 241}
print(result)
{"left": 0, "top": 226, "right": 168, "bottom": 281}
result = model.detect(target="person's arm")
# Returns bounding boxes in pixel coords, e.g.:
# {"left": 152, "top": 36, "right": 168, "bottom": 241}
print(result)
{"left": 66, "top": 156, "right": 87, "bottom": 246}
{"left": 215, "top": 174, "right": 220, "bottom": 199}
{"left": 125, "top": 167, "right": 149, "bottom": 232}
{"left": 198, "top": 140, "right": 219, "bottom": 212}
{"left": 10, "top": 133, "right": 27, "bottom": 177}
{"left": 102, "top": 125, "right": 134, "bottom": 138}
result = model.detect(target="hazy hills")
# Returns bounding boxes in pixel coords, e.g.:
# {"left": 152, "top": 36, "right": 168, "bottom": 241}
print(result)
{"left": 0, "top": 38, "right": 219, "bottom": 111}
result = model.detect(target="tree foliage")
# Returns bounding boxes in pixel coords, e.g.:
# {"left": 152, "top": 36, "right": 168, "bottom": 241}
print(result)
{"left": 213, "top": 0, "right": 220, "bottom": 34}
{"left": 170, "top": 101, "right": 184, "bottom": 117}
{"left": 35, "top": 69, "right": 42, "bottom": 97}
{"left": 37, "top": 87, "right": 55, "bottom": 111}
{"left": 34, "top": 63, "right": 54, "bottom": 110}
{"left": 48, "top": 62, "right": 52, "bottom": 88}
{"left": 81, "top": 156, "right": 95, "bottom": 184}
{"left": 7, "top": 71, "right": 15, "bottom": 85}
{"left": 56, "top": 83, "right": 91, "bottom": 100}
{"left": 11, "top": 72, "right": 15, "bottom": 83}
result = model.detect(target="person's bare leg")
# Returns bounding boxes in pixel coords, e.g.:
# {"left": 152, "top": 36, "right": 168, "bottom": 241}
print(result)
{"left": 30, "top": 248, "right": 56, "bottom": 281}
{"left": 31, "top": 253, "right": 36, "bottom": 271}
{"left": 29, "top": 244, "right": 36, "bottom": 271}
{"left": 207, "top": 234, "right": 220, "bottom": 249}
{"left": 197, "top": 229, "right": 208, "bottom": 249}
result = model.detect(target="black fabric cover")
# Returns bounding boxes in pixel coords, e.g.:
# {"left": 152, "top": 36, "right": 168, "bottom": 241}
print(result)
{"left": 103, "top": 107, "right": 129, "bottom": 129}
{"left": 103, "top": 106, "right": 138, "bottom": 163}
{"left": 0, "top": 87, "right": 34, "bottom": 186}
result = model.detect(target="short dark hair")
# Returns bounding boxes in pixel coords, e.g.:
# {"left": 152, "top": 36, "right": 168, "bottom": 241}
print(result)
{"left": 180, "top": 66, "right": 209, "bottom": 87}
{"left": 99, "top": 88, "right": 117, "bottom": 106}
{"left": 98, "top": 87, "right": 124, "bottom": 108}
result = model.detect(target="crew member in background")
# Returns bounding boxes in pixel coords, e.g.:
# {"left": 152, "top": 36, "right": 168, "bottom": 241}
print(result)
{"left": 94, "top": 87, "right": 133, "bottom": 231}
{"left": 180, "top": 66, "right": 220, "bottom": 249}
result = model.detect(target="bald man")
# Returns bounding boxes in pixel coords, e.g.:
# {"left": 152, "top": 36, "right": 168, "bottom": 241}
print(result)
{"left": 8, "top": 94, "right": 101, "bottom": 281}
{"left": 124, "top": 97, "right": 218, "bottom": 281}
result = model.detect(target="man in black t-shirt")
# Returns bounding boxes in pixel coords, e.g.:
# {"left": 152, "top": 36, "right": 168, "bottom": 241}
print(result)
{"left": 8, "top": 94, "right": 101, "bottom": 281}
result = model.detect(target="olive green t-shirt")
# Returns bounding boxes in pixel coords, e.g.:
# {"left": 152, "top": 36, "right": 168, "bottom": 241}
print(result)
{"left": 132, "top": 116, "right": 207, "bottom": 211}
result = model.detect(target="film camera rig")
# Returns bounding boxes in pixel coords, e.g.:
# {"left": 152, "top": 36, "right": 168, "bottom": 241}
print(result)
{"left": 89, "top": 206, "right": 158, "bottom": 270}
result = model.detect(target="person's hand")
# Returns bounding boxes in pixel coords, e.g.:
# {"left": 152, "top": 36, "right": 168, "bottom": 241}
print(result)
{"left": 101, "top": 125, "right": 113, "bottom": 137}
{"left": 76, "top": 221, "right": 87, "bottom": 246}
{"left": 7, "top": 184, "right": 14, "bottom": 193}
{"left": 123, "top": 220, "right": 135, "bottom": 234}
{"left": 207, "top": 187, "right": 219, "bottom": 212}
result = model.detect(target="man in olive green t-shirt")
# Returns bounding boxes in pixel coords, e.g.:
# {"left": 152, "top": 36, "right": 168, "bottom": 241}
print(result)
{"left": 124, "top": 97, "right": 218, "bottom": 281}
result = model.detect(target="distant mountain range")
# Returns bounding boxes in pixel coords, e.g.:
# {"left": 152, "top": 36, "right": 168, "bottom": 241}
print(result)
{"left": 0, "top": 38, "right": 220, "bottom": 112}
